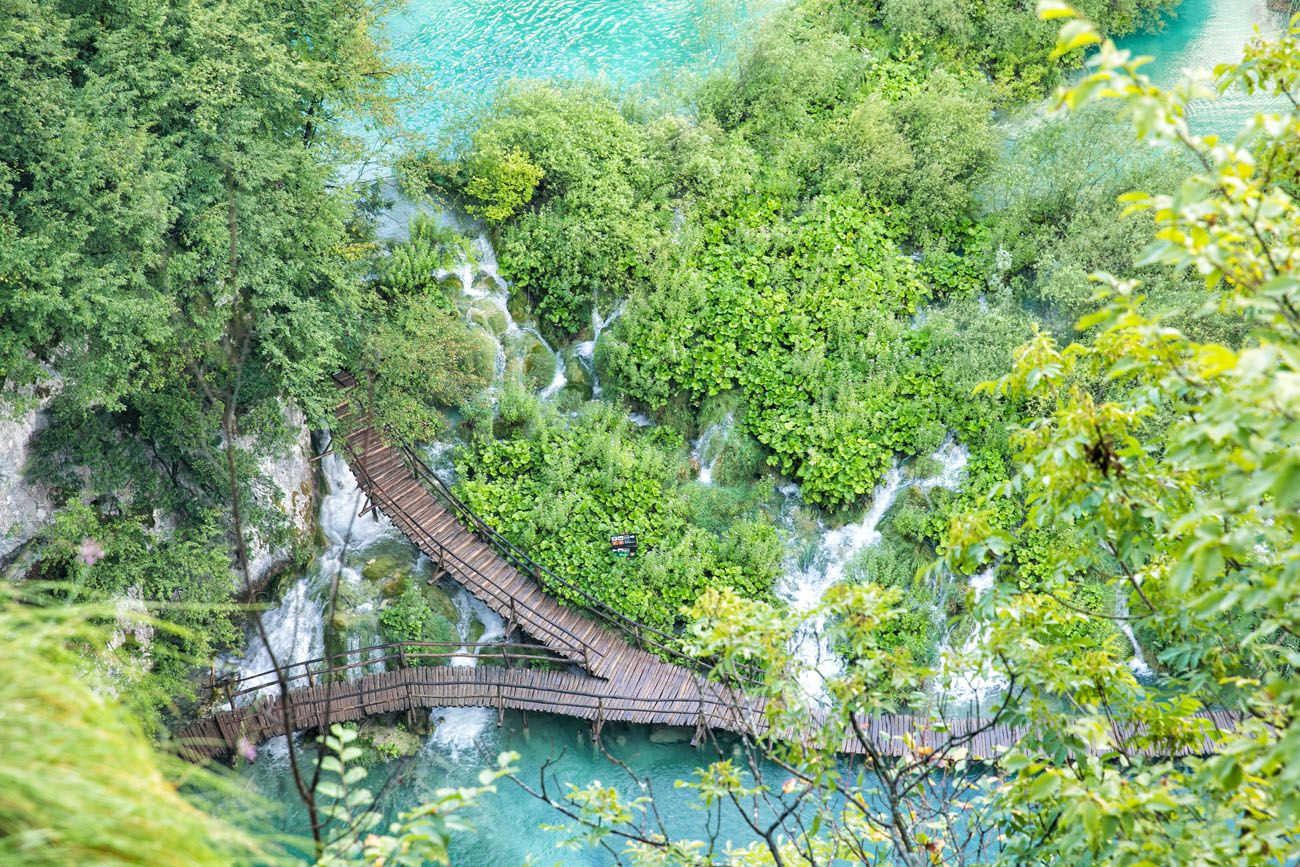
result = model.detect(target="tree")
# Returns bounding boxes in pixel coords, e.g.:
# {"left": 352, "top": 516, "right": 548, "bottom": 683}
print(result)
{"left": 524, "top": 8, "right": 1300, "bottom": 864}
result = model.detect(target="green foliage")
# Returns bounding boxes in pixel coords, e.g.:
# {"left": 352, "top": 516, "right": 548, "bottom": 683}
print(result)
{"left": 317, "top": 731, "right": 516, "bottom": 867}
{"left": 32, "top": 503, "right": 242, "bottom": 721}
{"left": 0, "top": 589, "right": 268, "bottom": 865}
{"left": 355, "top": 294, "right": 493, "bottom": 445}
{"left": 449, "top": 83, "right": 672, "bottom": 334}
{"left": 943, "top": 9, "right": 1300, "bottom": 862}
{"left": 375, "top": 216, "right": 464, "bottom": 303}
{"left": 462, "top": 145, "right": 544, "bottom": 223}
{"left": 454, "top": 393, "right": 781, "bottom": 631}
{"left": 378, "top": 580, "right": 458, "bottom": 651}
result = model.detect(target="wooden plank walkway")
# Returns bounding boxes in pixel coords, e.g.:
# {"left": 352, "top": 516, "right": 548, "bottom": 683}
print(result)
{"left": 172, "top": 376, "right": 1241, "bottom": 762}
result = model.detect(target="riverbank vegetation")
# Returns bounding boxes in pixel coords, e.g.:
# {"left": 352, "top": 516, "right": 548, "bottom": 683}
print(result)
{"left": 3, "top": 0, "right": 1300, "bottom": 862}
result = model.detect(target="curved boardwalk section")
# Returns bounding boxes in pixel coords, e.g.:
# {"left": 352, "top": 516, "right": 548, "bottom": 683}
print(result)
{"left": 174, "top": 377, "right": 1239, "bottom": 762}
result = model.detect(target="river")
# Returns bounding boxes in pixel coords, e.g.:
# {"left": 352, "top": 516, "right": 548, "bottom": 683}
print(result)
{"left": 234, "top": 0, "right": 1286, "bottom": 861}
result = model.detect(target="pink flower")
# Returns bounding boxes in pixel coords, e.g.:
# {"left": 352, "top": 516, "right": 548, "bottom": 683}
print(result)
{"left": 237, "top": 736, "right": 257, "bottom": 763}
{"left": 77, "top": 538, "right": 105, "bottom": 566}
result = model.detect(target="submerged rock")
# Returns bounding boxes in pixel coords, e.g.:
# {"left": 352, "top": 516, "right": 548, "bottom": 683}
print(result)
{"left": 649, "top": 725, "right": 693, "bottom": 744}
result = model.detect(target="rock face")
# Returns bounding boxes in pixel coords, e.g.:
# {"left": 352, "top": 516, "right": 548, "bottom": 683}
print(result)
{"left": 244, "top": 402, "right": 318, "bottom": 586}
{"left": 0, "top": 393, "right": 56, "bottom": 562}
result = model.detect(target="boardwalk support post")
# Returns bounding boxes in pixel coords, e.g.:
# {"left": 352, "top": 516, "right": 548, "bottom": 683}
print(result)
{"left": 692, "top": 706, "right": 709, "bottom": 748}
{"left": 496, "top": 683, "right": 505, "bottom": 727}
{"left": 592, "top": 698, "right": 605, "bottom": 744}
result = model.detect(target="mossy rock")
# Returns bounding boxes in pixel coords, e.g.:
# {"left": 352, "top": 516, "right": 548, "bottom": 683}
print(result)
{"left": 468, "top": 298, "right": 510, "bottom": 336}
{"left": 420, "top": 581, "right": 460, "bottom": 623}
{"left": 502, "top": 330, "right": 556, "bottom": 391}
{"left": 439, "top": 274, "right": 465, "bottom": 297}
{"left": 562, "top": 353, "right": 592, "bottom": 401}
{"left": 470, "top": 329, "right": 502, "bottom": 378}
{"left": 362, "top": 554, "right": 410, "bottom": 584}
{"left": 358, "top": 720, "right": 423, "bottom": 766}
{"left": 506, "top": 287, "right": 532, "bottom": 325}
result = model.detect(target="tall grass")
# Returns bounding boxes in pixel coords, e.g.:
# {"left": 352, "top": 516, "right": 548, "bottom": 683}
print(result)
{"left": 0, "top": 587, "right": 271, "bottom": 865}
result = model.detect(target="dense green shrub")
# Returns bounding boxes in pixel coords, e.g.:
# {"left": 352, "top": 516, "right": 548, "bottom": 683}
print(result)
{"left": 33, "top": 503, "right": 242, "bottom": 719}
{"left": 378, "top": 581, "right": 459, "bottom": 652}
{"left": 462, "top": 145, "right": 544, "bottom": 223}
{"left": 453, "top": 394, "right": 781, "bottom": 631}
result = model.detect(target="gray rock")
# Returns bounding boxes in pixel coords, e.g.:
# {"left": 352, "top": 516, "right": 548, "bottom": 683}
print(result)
{"left": 0, "top": 387, "right": 57, "bottom": 562}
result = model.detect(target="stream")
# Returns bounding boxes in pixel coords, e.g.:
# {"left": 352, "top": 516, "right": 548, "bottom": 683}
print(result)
{"left": 232, "top": 0, "right": 1285, "bottom": 859}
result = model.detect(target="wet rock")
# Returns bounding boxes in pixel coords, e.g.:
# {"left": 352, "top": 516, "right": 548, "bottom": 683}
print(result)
{"left": 506, "top": 287, "right": 532, "bottom": 325}
{"left": 649, "top": 725, "right": 693, "bottom": 745}
{"left": 243, "top": 402, "right": 317, "bottom": 586}
{"left": 359, "top": 719, "right": 422, "bottom": 763}
{"left": 468, "top": 299, "right": 510, "bottom": 336}
{"left": 562, "top": 353, "right": 593, "bottom": 401}
{"left": 0, "top": 387, "right": 56, "bottom": 562}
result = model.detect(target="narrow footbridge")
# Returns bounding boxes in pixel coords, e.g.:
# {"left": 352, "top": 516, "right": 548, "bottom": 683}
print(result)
{"left": 174, "top": 376, "right": 1238, "bottom": 762}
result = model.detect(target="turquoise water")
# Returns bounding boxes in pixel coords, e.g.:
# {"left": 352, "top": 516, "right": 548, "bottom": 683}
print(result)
{"left": 240, "top": 1, "right": 1289, "bottom": 862}
{"left": 386, "top": 0, "right": 772, "bottom": 138}
{"left": 243, "top": 712, "right": 794, "bottom": 864}
{"left": 1114, "top": 0, "right": 1289, "bottom": 135}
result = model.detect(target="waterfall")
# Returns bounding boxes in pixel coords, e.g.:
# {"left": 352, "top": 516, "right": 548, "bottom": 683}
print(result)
{"left": 1116, "top": 593, "right": 1153, "bottom": 677}
{"left": 938, "top": 567, "right": 1007, "bottom": 711}
{"left": 425, "top": 588, "right": 506, "bottom": 761}
{"left": 776, "top": 439, "right": 969, "bottom": 697}
{"left": 690, "top": 413, "right": 734, "bottom": 485}
{"left": 576, "top": 301, "right": 625, "bottom": 398}
{"left": 231, "top": 440, "right": 394, "bottom": 701}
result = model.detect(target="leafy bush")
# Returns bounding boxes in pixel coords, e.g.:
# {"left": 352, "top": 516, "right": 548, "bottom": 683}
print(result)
{"left": 463, "top": 145, "right": 544, "bottom": 223}
{"left": 453, "top": 394, "right": 781, "bottom": 631}
{"left": 357, "top": 295, "right": 493, "bottom": 444}
{"left": 378, "top": 581, "right": 458, "bottom": 652}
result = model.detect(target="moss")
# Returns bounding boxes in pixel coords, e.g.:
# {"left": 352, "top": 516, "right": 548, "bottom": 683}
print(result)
{"left": 520, "top": 336, "right": 557, "bottom": 391}
{"left": 468, "top": 299, "right": 510, "bottom": 336}
{"left": 361, "top": 553, "right": 409, "bottom": 584}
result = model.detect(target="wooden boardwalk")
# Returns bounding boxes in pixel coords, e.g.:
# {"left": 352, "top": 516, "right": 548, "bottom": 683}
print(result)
{"left": 173, "top": 376, "right": 1241, "bottom": 762}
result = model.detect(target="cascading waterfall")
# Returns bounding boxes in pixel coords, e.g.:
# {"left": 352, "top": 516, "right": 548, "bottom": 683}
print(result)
{"left": 777, "top": 439, "right": 969, "bottom": 697}
{"left": 690, "top": 413, "right": 734, "bottom": 485}
{"left": 1116, "top": 593, "right": 1153, "bottom": 677}
{"left": 576, "top": 301, "right": 625, "bottom": 398}
{"left": 232, "top": 440, "right": 394, "bottom": 700}
{"left": 438, "top": 233, "right": 573, "bottom": 401}
{"left": 425, "top": 588, "right": 506, "bottom": 760}
{"left": 938, "top": 567, "right": 1006, "bottom": 711}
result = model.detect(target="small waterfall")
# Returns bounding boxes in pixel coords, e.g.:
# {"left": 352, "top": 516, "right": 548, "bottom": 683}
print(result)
{"left": 232, "top": 440, "right": 394, "bottom": 701}
{"left": 776, "top": 439, "right": 970, "bottom": 697}
{"left": 938, "top": 567, "right": 1007, "bottom": 711}
{"left": 778, "top": 467, "right": 904, "bottom": 696}
{"left": 426, "top": 588, "right": 506, "bottom": 760}
{"left": 518, "top": 325, "right": 566, "bottom": 401}
{"left": 691, "top": 413, "right": 734, "bottom": 485}
{"left": 1116, "top": 594, "right": 1153, "bottom": 677}
{"left": 234, "top": 579, "right": 323, "bottom": 700}
{"left": 576, "top": 301, "right": 625, "bottom": 398}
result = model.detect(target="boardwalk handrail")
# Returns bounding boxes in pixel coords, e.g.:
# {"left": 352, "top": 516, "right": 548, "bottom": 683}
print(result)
{"left": 213, "top": 641, "right": 566, "bottom": 704}
{"left": 398, "top": 443, "right": 732, "bottom": 676}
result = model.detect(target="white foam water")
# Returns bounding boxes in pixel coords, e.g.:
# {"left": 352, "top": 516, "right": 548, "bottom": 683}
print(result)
{"left": 690, "top": 413, "right": 734, "bottom": 486}
{"left": 938, "top": 567, "right": 1007, "bottom": 712}
{"left": 425, "top": 588, "right": 507, "bottom": 761}
{"left": 576, "top": 301, "right": 625, "bottom": 398}
{"left": 1116, "top": 593, "right": 1153, "bottom": 677}
{"left": 777, "top": 439, "right": 970, "bottom": 697}
{"left": 232, "top": 438, "right": 395, "bottom": 701}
